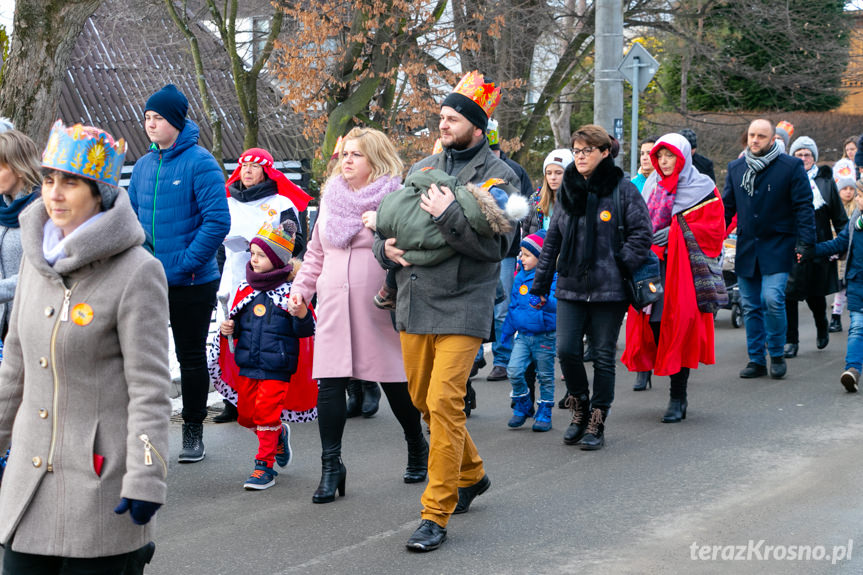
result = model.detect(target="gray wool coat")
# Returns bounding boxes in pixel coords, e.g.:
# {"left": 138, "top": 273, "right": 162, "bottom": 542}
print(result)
{"left": 373, "top": 142, "right": 519, "bottom": 339}
{"left": 0, "top": 189, "right": 171, "bottom": 558}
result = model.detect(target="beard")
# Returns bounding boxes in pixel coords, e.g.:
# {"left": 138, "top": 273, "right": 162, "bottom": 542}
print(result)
{"left": 443, "top": 128, "right": 475, "bottom": 151}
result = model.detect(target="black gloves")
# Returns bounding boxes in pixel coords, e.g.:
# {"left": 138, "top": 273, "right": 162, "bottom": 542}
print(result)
{"left": 796, "top": 243, "right": 815, "bottom": 262}
{"left": 652, "top": 227, "right": 670, "bottom": 247}
{"left": 114, "top": 498, "right": 162, "bottom": 525}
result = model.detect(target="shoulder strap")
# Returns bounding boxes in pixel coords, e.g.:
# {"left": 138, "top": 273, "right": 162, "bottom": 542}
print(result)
{"left": 613, "top": 182, "right": 624, "bottom": 255}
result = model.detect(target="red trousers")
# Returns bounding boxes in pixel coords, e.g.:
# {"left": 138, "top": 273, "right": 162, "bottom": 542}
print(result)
{"left": 235, "top": 376, "right": 287, "bottom": 465}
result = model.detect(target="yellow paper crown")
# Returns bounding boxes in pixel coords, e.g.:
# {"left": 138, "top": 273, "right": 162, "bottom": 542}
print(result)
{"left": 42, "top": 120, "right": 126, "bottom": 187}
{"left": 432, "top": 138, "right": 443, "bottom": 155}
{"left": 256, "top": 219, "right": 295, "bottom": 254}
{"left": 453, "top": 71, "right": 501, "bottom": 118}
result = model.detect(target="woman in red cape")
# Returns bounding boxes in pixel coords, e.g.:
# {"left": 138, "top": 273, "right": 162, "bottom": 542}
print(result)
{"left": 621, "top": 133, "right": 725, "bottom": 422}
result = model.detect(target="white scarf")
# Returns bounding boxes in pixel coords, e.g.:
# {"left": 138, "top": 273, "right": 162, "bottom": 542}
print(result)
{"left": 42, "top": 212, "right": 105, "bottom": 265}
{"left": 805, "top": 165, "right": 827, "bottom": 211}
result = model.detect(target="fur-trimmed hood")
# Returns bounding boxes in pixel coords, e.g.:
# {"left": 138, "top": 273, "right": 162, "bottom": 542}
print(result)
{"left": 559, "top": 156, "right": 623, "bottom": 216}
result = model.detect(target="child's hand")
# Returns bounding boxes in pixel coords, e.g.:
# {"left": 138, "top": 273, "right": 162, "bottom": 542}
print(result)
{"left": 287, "top": 293, "right": 306, "bottom": 317}
{"left": 220, "top": 320, "right": 234, "bottom": 336}
{"left": 362, "top": 210, "right": 377, "bottom": 231}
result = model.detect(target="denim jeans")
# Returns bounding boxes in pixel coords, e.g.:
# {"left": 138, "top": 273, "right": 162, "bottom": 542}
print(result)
{"left": 556, "top": 299, "right": 627, "bottom": 411}
{"left": 507, "top": 332, "right": 556, "bottom": 402}
{"left": 846, "top": 311, "right": 863, "bottom": 371}
{"left": 738, "top": 271, "right": 789, "bottom": 363}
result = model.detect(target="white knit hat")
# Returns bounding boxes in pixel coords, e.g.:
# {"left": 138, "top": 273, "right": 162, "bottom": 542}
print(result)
{"left": 543, "top": 148, "right": 574, "bottom": 172}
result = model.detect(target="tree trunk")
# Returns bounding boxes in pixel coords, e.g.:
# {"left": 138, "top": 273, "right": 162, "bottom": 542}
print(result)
{"left": 0, "top": 0, "right": 103, "bottom": 145}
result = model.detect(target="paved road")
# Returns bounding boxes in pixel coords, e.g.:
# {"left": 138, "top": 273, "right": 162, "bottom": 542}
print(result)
{"left": 146, "top": 305, "right": 863, "bottom": 575}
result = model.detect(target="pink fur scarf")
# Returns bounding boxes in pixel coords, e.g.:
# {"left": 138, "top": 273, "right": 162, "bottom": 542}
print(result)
{"left": 321, "top": 174, "right": 402, "bottom": 249}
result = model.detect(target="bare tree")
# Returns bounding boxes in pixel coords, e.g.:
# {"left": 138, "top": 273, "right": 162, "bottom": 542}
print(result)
{"left": 0, "top": 0, "right": 103, "bottom": 144}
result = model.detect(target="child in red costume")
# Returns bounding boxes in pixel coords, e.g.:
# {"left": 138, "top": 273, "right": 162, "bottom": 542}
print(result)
{"left": 219, "top": 220, "right": 316, "bottom": 489}
{"left": 622, "top": 133, "right": 725, "bottom": 423}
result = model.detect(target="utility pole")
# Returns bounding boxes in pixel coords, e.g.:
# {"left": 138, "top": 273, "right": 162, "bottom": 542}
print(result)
{"left": 593, "top": 0, "right": 623, "bottom": 165}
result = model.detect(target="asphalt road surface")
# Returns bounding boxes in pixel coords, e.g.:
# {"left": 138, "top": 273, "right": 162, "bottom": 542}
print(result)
{"left": 47, "top": 305, "right": 863, "bottom": 574}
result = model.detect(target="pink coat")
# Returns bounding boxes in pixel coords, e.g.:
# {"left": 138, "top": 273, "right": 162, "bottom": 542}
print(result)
{"left": 291, "top": 205, "right": 406, "bottom": 382}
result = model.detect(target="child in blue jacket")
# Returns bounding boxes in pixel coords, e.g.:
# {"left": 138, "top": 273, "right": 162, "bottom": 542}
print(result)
{"left": 501, "top": 231, "right": 558, "bottom": 430}
{"left": 816, "top": 189, "right": 863, "bottom": 393}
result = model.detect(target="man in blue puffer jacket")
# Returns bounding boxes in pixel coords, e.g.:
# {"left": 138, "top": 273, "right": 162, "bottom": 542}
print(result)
{"left": 501, "top": 230, "right": 558, "bottom": 432}
{"left": 128, "top": 84, "right": 230, "bottom": 463}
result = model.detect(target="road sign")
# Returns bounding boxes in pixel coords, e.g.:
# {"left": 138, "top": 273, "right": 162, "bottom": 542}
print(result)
{"left": 618, "top": 43, "right": 659, "bottom": 93}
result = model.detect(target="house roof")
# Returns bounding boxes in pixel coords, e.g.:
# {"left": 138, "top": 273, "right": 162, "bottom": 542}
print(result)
{"left": 58, "top": 0, "right": 311, "bottom": 165}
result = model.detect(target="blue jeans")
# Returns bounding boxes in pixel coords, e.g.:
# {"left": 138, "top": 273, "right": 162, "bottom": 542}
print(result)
{"left": 738, "top": 271, "right": 789, "bottom": 363}
{"left": 507, "top": 332, "right": 556, "bottom": 402}
{"left": 846, "top": 311, "right": 863, "bottom": 371}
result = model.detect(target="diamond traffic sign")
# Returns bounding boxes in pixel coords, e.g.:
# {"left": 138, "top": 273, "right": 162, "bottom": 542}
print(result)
{"left": 618, "top": 43, "right": 659, "bottom": 93}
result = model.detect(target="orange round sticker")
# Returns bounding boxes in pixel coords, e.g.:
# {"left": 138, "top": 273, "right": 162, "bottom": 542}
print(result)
{"left": 253, "top": 304, "right": 267, "bottom": 317}
{"left": 71, "top": 303, "right": 94, "bottom": 326}
{"left": 599, "top": 210, "right": 612, "bottom": 222}
{"left": 519, "top": 284, "right": 529, "bottom": 295}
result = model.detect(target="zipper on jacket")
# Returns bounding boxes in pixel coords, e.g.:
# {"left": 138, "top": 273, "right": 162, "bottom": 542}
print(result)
{"left": 47, "top": 281, "right": 78, "bottom": 472}
{"left": 139, "top": 434, "right": 168, "bottom": 478}
{"left": 151, "top": 152, "right": 163, "bottom": 255}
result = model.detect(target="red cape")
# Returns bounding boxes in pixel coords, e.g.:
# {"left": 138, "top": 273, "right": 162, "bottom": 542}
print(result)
{"left": 622, "top": 190, "right": 725, "bottom": 376}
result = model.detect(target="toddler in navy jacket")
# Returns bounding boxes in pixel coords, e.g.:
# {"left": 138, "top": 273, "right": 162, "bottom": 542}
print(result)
{"left": 501, "top": 230, "right": 558, "bottom": 431}
{"left": 220, "top": 221, "right": 315, "bottom": 489}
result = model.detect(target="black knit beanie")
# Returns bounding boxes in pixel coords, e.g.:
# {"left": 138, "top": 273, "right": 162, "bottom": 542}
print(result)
{"left": 145, "top": 84, "right": 189, "bottom": 132}
{"left": 441, "top": 92, "right": 489, "bottom": 132}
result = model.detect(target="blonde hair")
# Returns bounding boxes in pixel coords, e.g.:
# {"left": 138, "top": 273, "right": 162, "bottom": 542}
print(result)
{"left": 538, "top": 176, "right": 556, "bottom": 215}
{"left": 330, "top": 127, "right": 403, "bottom": 185}
{"left": 0, "top": 130, "right": 41, "bottom": 193}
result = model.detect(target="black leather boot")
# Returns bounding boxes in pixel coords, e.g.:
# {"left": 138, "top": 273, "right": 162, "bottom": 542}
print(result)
{"left": 312, "top": 455, "right": 347, "bottom": 503}
{"left": 562, "top": 393, "right": 590, "bottom": 445}
{"left": 829, "top": 314, "right": 843, "bottom": 333}
{"left": 403, "top": 434, "right": 429, "bottom": 483}
{"left": 463, "top": 380, "right": 477, "bottom": 417}
{"left": 632, "top": 371, "right": 652, "bottom": 391}
{"left": 816, "top": 318, "right": 830, "bottom": 350}
{"left": 661, "top": 397, "right": 688, "bottom": 423}
{"left": 361, "top": 381, "right": 381, "bottom": 418}
{"left": 213, "top": 399, "right": 238, "bottom": 423}
{"left": 576, "top": 408, "right": 607, "bottom": 451}
{"left": 346, "top": 381, "right": 363, "bottom": 418}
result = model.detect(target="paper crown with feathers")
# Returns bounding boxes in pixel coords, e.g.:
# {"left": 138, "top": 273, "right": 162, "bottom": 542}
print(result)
{"left": 42, "top": 120, "right": 126, "bottom": 187}
{"left": 453, "top": 71, "right": 501, "bottom": 118}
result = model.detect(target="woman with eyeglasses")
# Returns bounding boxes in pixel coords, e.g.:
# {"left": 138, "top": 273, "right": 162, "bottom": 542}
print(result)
{"left": 782, "top": 137, "right": 848, "bottom": 358}
{"left": 530, "top": 124, "right": 652, "bottom": 450}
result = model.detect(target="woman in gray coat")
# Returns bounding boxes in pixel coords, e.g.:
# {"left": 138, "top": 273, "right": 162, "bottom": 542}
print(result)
{"left": 0, "top": 130, "right": 41, "bottom": 340}
{"left": 0, "top": 121, "right": 171, "bottom": 574}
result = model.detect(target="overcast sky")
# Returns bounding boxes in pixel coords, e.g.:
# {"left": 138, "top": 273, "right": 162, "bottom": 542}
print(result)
{"left": 0, "top": 1, "right": 12, "bottom": 33}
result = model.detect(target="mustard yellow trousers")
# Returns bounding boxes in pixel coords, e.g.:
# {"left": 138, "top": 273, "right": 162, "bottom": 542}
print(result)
{"left": 399, "top": 333, "right": 486, "bottom": 527}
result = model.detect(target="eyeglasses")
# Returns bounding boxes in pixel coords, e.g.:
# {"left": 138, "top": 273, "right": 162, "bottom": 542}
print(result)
{"left": 571, "top": 147, "right": 598, "bottom": 157}
{"left": 795, "top": 151, "right": 814, "bottom": 158}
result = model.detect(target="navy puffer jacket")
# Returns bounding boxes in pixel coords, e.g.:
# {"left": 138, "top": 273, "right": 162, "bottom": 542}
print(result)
{"left": 128, "top": 120, "right": 229, "bottom": 286}
{"left": 234, "top": 292, "right": 315, "bottom": 380}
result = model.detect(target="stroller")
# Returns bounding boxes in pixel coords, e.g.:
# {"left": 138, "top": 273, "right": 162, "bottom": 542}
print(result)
{"left": 717, "top": 234, "right": 743, "bottom": 328}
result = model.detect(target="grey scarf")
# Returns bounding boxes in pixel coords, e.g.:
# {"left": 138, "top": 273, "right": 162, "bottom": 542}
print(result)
{"left": 742, "top": 141, "right": 781, "bottom": 196}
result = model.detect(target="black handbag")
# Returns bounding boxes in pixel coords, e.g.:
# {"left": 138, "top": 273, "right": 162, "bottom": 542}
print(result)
{"left": 612, "top": 184, "right": 663, "bottom": 310}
